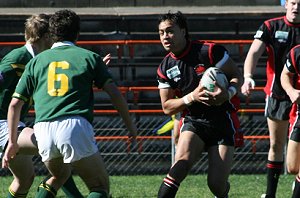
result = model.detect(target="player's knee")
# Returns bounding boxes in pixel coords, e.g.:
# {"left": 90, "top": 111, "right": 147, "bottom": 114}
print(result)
{"left": 14, "top": 171, "right": 35, "bottom": 190}
{"left": 168, "top": 160, "right": 191, "bottom": 182}
{"left": 287, "top": 164, "right": 299, "bottom": 174}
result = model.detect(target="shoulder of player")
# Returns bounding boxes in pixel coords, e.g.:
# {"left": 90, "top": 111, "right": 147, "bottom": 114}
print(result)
{"left": 264, "top": 16, "right": 285, "bottom": 24}
{"left": 0, "top": 46, "right": 31, "bottom": 67}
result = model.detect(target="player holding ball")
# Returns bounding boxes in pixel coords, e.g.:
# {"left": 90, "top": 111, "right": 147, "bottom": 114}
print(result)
{"left": 156, "top": 11, "right": 242, "bottom": 198}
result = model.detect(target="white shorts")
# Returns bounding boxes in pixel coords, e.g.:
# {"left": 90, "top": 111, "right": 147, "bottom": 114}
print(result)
{"left": 34, "top": 116, "right": 98, "bottom": 163}
{"left": 0, "top": 120, "right": 25, "bottom": 154}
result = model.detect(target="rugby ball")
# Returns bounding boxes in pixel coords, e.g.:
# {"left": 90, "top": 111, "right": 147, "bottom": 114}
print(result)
{"left": 200, "top": 67, "right": 228, "bottom": 91}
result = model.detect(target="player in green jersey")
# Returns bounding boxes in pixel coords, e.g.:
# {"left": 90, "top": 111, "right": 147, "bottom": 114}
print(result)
{"left": 2, "top": 9, "right": 137, "bottom": 198}
{"left": 0, "top": 13, "right": 84, "bottom": 198}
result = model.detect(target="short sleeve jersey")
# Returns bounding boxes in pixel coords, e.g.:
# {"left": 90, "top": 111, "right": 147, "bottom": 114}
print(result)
{"left": 13, "top": 44, "right": 112, "bottom": 124}
{"left": 284, "top": 44, "right": 300, "bottom": 127}
{"left": 254, "top": 16, "right": 300, "bottom": 100}
{"left": 157, "top": 40, "right": 237, "bottom": 117}
{"left": 285, "top": 44, "right": 300, "bottom": 87}
{"left": 0, "top": 45, "right": 32, "bottom": 121}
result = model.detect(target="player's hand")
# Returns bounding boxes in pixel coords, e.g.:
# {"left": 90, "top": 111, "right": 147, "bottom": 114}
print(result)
{"left": 241, "top": 77, "right": 255, "bottom": 96}
{"left": 103, "top": 53, "right": 111, "bottom": 65}
{"left": 2, "top": 142, "right": 19, "bottom": 168}
{"left": 204, "top": 81, "right": 228, "bottom": 106}
{"left": 287, "top": 89, "right": 300, "bottom": 104}
{"left": 191, "top": 83, "right": 210, "bottom": 105}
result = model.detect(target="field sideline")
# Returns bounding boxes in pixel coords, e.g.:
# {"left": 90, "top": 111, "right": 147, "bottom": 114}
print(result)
{"left": 0, "top": 174, "right": 295, "bottom": 197}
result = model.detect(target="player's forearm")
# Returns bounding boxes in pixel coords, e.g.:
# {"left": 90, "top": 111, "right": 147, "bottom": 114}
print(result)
{"left": 161, "top": 98, "right": 188, "bottom": 116}
{"left": 281, "top": 69, "right": 295, "bottom": 95}
{"left": 7, "top": 100, "right": 23, "bottom": 143}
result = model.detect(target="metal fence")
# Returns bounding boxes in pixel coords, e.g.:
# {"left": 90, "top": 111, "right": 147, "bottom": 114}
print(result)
{"left": 0, "top": 112, "right": 270, "bottom": 176}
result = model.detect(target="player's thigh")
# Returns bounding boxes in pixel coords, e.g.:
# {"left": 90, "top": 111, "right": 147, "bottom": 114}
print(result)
{"left": 207, "top": 145, "right": 234, "bottom": 183}
{"left": 17, "top": 127, "right": 38, "bottom": 155}
{"left": 175, "top": 131, "right": 204, "bottom": 163}
{"left": 44, "top": 157, "right": 71, "bottom": 180}
{"left": 72, "top": 152, "right": 109, "bottom": 191}
{"left": 267, "top": 118, "right": 289, "bottom": 144}
{"left": 286, "top": 140, "right": 300, "bottom": 174}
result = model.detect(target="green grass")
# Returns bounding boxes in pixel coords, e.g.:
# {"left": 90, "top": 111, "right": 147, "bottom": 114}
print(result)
{"left": 0, "top": 174, "right": 295, "bottom": 197}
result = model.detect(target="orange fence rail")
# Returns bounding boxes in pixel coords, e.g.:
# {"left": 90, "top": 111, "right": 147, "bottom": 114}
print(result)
{"left": 0, "top": 39, "right": 253, "bottom": 60}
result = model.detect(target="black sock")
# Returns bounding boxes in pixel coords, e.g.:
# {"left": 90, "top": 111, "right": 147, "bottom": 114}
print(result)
{"left": 157, "top": 176, "right": 180, "bottom": 198}
{"left": 292, "top": 176, "right": 300, "bottom": 198}
{"left": 215, "top": 182, "right": 230, "bottom": 198}
{"left": 265, "top": 160, "right": 283, "bottom": 197}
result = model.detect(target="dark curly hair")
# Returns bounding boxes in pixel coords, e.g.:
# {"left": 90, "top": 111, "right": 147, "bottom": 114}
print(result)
{"left": 49, "top": 9, "right": 80, "bottom": 42}
{"left": 158, "top": 11, "right": 190, "bottom": 40}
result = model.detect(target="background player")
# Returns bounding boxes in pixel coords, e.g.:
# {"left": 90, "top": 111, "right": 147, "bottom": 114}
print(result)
{"left": 241, "top": 0, "right": 300, "bottom": 197}
{"left": 156, "top": 11, "right": 242, "bottom": 198}
{"left": 2, "top": 9, "right": 137, "bottom": 198}
{"left": 281, "top": 44, "right": 300, "bottom": 198}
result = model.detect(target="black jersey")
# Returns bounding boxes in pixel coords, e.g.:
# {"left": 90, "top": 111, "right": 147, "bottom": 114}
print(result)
{"left": 157, "top": 40, "right": 237, "bottom": 118}
{"left": 254, "top": 16, "right": 300, "bottom": 100}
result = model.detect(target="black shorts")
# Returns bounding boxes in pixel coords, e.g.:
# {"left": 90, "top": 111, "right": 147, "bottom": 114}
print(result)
{"left": 181, "top": 114, "right": 235, "bottom": 147}
{"left": 290, "top": 127, "right": 300, "bottom": 142}
{"left": 265, "top": 96, "right": 292, "bottom": 121}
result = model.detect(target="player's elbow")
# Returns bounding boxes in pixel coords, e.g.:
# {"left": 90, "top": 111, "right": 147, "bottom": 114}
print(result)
{"left": 162, "top": 107, "right": 173, "bottom": 116}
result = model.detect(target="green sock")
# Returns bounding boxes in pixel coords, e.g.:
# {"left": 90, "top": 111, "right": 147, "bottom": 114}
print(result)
{"left": 35, "top": 182, "right": 57, "bottom": 198}
{"left": 88, "top": 190, "right": 108, "bottom": 198}
{"left": 61, "top": 176, "right": 83, "bottom": 198}
{"left": 7, "top": 188, "right": 27, "bottom": 198}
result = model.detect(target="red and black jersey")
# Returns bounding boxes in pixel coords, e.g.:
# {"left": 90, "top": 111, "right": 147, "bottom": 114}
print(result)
{"left": 157, "top": 40, "right": 238, "bottom": 117}
{"left": 254, "top": 16, "right": 300, "bottom": 100}
{"left": 285, "top": 44, "right": 300, "bottom": 89}
{"left": 285, "top": 44, "right": 300, "bottom": 132}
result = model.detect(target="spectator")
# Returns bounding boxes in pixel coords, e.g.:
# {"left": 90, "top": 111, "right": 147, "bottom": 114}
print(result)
{"left": 241, "top": 0, "right": 300, "bottom": 197}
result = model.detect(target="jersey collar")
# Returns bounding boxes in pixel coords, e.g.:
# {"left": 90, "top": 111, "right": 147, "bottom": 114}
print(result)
{"left": 51, "top": 41, "right": 75, "bottom": 49}
{"left": 25, "top": 42, "right": 35, "bottom": 57}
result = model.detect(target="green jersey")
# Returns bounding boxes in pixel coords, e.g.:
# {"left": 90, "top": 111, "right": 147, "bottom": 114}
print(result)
{"left": 0, "top": 45, "right": 33, "bottom": 121}
{"left": 13, "top": 43, "right": 112, "bottom": 124}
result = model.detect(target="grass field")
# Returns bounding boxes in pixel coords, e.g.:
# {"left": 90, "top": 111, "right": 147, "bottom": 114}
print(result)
{"left": 0, "top": 174, "right": 295, "bottom": 197}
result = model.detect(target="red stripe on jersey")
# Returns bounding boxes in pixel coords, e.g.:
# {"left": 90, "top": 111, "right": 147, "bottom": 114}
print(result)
{"left": 206, "top": 42, "right": 215, "bottom": 65}
{"left": 170, "top": 42, "right": 192, "bottom": 60}
{"left": 284, "top": 16, "right": 300, "bottom": 27}
{"left": 157, "top": 65, "right": 168, "bottom": 80}
{"left": 289, "top": 103, "right": 299, "bottom": 138}
{"left": 264, "top": 44, "right": 276, "bottom": 97}
{"left": 290, "top": 47, "right": 298, "bottom": 73}
{"left": 297, "top": 175, "right": 300, "bottom": 182}
{"left": 265, "top": 16, "right": 285, "bottom": 31}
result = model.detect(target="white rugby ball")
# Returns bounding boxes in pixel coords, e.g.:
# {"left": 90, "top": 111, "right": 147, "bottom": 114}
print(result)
{"left": 200, "top": 67, "right": 228, "bottom": 91}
